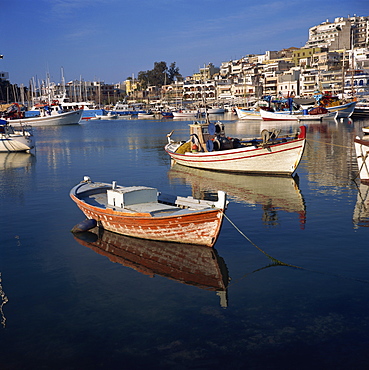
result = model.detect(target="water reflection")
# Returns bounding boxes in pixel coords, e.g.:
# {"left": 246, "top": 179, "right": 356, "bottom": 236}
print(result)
{"left": 73, "top": 228, "right": 230, "bottom": 308}
{"left": 353, "top": 183, "right": 369, "bottom": 228}
{"left": 0, "top": 273, "right": 8, "bottom": 328}
{"left": 0, "top": 152, "right": 35, "bottom": 171}
{"left": 168, "top": 164, "right": 306, "bottom": 228}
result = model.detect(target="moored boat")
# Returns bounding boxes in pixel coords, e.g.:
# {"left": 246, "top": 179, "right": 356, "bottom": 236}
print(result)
{"left": 0, "top": 120, "right": 35, "bottom": 152}
{"left": 3, "top": 102, "right": 82, "bottom": 126}
{"left": 352, "top": 99, "right": 369, "bottom": 118}
{"left": 172, "top": 109, "right": 202, "bottom": 118}
{"left": 325, "top": 100, "right": 357, "bottom": 118}
{"left": 70, "top": 176, "right": 227, "bottom": 247}
{"left": 235, "top": 107, "right": 262, "bottom": 120}
{"left": 165, "top": 120, "right": 306, "bottom": 176}
{"left": 93, "top": 111, "right": 119, "bottom": 120}
{"left": 259, "top": 107, "right": 336, "bottom": 121}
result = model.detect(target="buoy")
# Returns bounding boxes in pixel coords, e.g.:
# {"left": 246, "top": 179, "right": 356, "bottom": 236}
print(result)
{"left": 191, "top": 144, "right": 198, "bottom": 152}
{"left": 71, "top": 218, "right": 97, "bottom": 233}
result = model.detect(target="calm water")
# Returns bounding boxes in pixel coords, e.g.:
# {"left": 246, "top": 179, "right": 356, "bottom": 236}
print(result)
{"left": 1, "top": 113, "right": 369, "bottom": 369}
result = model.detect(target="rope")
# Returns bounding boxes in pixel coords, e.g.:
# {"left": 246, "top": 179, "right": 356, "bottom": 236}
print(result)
{"left": 222, "top": 212, "right": 369, "bottom": 285}
{"left": 308, "top": 138, "right": 352, "bottom": 149}
{"left": 223, "top": 213, "right": 301, "bottom": 269}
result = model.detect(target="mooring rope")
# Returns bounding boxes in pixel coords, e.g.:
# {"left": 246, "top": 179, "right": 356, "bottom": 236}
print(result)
{"left": 307, "top": 138, "right": 353, "bottom": 149}
{"left": 222, "top": 212, "right": 369, "bottom": 285}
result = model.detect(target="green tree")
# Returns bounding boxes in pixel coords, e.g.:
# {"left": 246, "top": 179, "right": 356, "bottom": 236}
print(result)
{"left": 167, "top": 62, "right": 181, "bottom": 83}
{"left": 137, "top": 61, "right": 182, "bottom": 89}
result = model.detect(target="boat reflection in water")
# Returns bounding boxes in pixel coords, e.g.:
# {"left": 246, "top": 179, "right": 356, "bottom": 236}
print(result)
{"left": 0, "top": 152, "right": 35, "bottom": 171}
{"left": 73, "top": 227, "right": 230, "bottom": 308}
{"left": 353, "top": 183, "right": 369, "bottom": 228}
{"left": 168, "top": 164, "right": 306, "bottom": 228}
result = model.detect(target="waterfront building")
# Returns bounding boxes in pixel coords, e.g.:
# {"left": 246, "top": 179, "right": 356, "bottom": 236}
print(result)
{"left": 277, "top": 68, "right": 301, "bottom": 97}
{"left": 305, "top": 15, "right": 369, "bottom": 51}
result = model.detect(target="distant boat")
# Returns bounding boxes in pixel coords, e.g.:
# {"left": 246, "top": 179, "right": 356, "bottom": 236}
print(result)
{"left": 93, "top": 111, "right": 119, "bottom": 120}
{"left": 161, "top": 111, "right": 174, "bottom": 118}
{"left": 199, "top": 106, "right": 225, "bottom": 114}
{"left": 325, "top": 101, "right": 357, "bottom": 118}
{"left": 315, "top": 94, "right": 357, "bottom": 118}
{"left": 111, "top": 101, "right": 146, "bottom": 115}
{"left": 259, "top": 107, "right": 336, "bottom": 121}
{"left": 137, "top": 111, "right": 155, "bottom": 118}
{"left": 354, "top": 128, "right": 369, "bottom": 185}
{"left": 4, "top": 102, "right": 82, "bottom": 126}
{"left": 0, "top": 120, "right": 35, "bottom": 152}
{"left": 165, "top": 120, "right": 306, "bottom": 176}
{"left": 70, "top": 176, "right": 227, "bottom": 247}
{"left": 352, "top": 99, "right": 369, "bottom": 118}
{"left": 172, "top": 109, "right": 202, "bottom": 118}
{"left": 235, "top": 107, "right": 262, "bottom": 120}
{"left": 73, "top": 227, "right": 230, "bottom": 307}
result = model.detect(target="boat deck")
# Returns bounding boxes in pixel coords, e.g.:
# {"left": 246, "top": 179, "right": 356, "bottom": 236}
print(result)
{"left": 80, "top": 192, "right": 210, "bottom": 217}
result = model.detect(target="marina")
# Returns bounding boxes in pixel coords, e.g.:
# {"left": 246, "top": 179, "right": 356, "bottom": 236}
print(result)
{"left": 1, "top": 112, "right": 369, "bottom": 368}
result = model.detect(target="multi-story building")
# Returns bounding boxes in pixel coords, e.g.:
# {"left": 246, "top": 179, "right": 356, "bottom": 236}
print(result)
{"left": 305, "top": 15, "right": 369, "bottom": 51}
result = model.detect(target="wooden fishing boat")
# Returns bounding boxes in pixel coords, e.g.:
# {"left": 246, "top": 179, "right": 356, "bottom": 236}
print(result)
{"left": 70, "top": 176, "right": 227, "bottom": 247}
{"left": 165, "top": 120, "right": 306, "bottom": 176}
{"left": 0, "top": 120, "right": 35, "bottom": 152}
{"left": 325, "top": 101, "right": 357, "bottom": 118}
{"left": 354, "top": 129, "right": 369, "bottom": 185}
{"left": 73, "top": 227, "right": 230, "bottom": 307}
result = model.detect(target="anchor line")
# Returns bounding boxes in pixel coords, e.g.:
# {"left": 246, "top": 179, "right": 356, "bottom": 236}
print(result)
{"left": 222, "top": 212, "right": 369, "bottom": 285}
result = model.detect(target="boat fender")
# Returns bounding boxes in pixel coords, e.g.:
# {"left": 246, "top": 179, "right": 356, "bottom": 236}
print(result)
{"left": 208, "top": 122, "right": 216, "bottom": 135}
{"left": 206, "top": 139, "right": 214, "bottom": 152}
{"left": 71, "top": 218, "right": 97, "bottom": 233}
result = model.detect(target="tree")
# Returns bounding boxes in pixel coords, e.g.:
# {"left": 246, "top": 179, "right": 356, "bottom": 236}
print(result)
{"left": 167, "top": 62, "right": 181, "bottom": 83}
{"left": 137, "top": 61, "right": 182, "bottom": 90}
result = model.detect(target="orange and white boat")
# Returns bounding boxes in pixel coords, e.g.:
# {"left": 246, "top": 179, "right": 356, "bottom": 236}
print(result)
{"left": 70, "top": 176, "right": 227, "bottom": 247}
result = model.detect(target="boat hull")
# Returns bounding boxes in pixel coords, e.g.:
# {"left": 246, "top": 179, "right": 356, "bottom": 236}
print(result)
{"left": 235, "top": 107, "right": 262, "bottom": 120}
{"left": 8, "top": 109, "right": 83, "bottom": 126}
{"left": 326, "top": 101, "right": 356, "bottom": 118}
{"left": 260, "top": 109, "right": 334, "bottom": 121}
{"left": 165, "top": 137, "right": 306, "bottom": 176}
{"left": 0, "top": 124, "right": 35, "bottom": 152}
{"left": 354, "top": 135, "right": 369, "bottom": 184}
{"left": 70, "top": 181, "right": 226, "bottom": 247}
{"left": 0, "top": 134, "right": 35, "bottom": 152}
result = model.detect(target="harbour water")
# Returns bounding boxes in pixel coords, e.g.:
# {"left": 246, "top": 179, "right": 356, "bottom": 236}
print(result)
{"left": 1, "top": 113, "right": 369, "bottom": 369}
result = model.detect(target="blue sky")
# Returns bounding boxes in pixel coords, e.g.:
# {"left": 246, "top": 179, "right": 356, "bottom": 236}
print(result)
{"left": 1, "top": 0, "right": 368, "bottom": 86}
